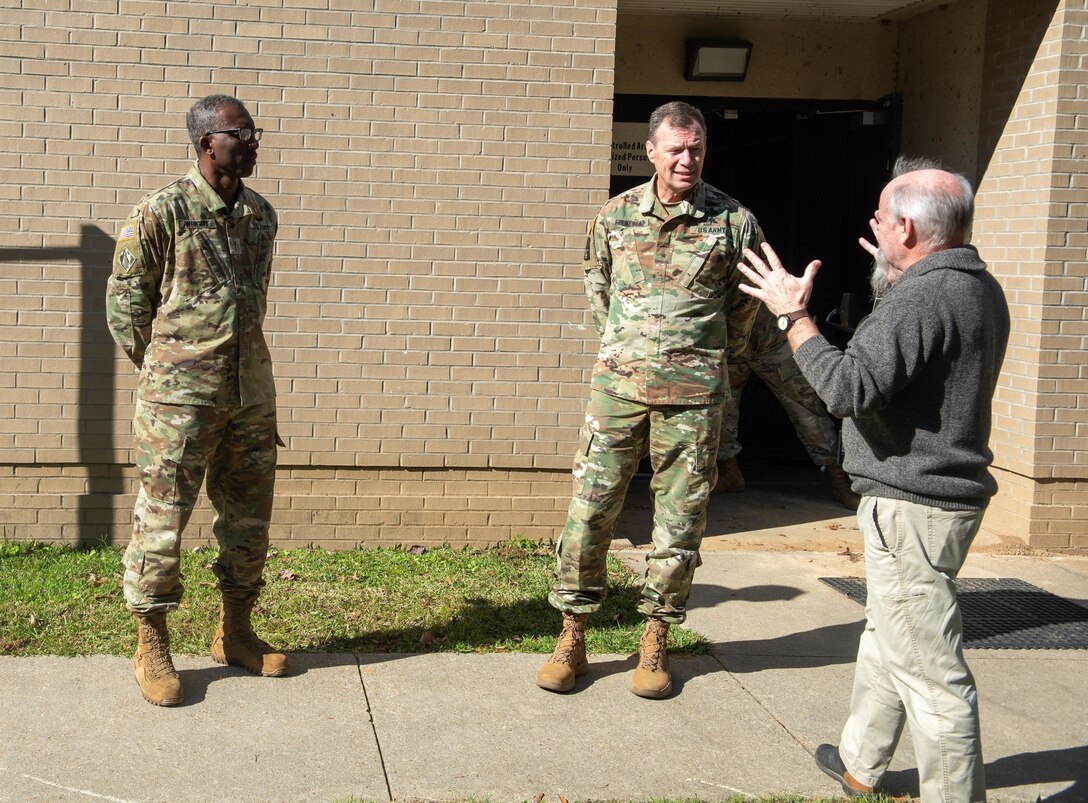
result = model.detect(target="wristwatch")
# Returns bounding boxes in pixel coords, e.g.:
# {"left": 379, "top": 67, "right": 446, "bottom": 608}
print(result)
{"left": 776, "top": 309, "right": 810, "bottom": 332}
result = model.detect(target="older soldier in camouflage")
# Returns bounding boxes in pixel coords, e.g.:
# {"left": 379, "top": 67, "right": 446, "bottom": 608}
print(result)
{"left": 714, "top": 304, "right": 860, "bottom": 509}
{"left": 106, "top": 94, "right": 287, "bottom": 707}
{"left": 537, "top": 101, "right": 762, "bottom": 699}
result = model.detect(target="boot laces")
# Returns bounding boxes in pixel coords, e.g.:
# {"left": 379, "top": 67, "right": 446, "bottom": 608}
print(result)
{"left": 141, "top": 622, "right": 177, "bottom": 678}
{"left": 550, "top": 619, "right": 583, "bottom": 665}
{"left": 639, "top": 625, "right": 667, "bottom": 671}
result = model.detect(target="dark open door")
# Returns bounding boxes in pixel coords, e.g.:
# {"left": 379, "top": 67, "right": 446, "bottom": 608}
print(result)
{"left": 611, "top": 93, "right": 900, "bottom": 464}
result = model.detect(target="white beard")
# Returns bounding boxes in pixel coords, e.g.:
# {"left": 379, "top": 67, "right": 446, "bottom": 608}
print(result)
{"left": 870, "top": 250, "right": 894, "bottom": 300}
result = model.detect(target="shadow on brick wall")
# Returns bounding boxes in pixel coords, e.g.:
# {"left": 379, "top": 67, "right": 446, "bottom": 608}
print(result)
{"left": 976, "top": 0, "right": 1059, "bottom": 178}
{"left": 0, "top": 224, "right": 121, "bottom": 548}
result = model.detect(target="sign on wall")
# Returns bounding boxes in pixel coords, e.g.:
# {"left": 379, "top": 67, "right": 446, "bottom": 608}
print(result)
{"left": 611, "top": 122, "right": 654, "bottom": 178}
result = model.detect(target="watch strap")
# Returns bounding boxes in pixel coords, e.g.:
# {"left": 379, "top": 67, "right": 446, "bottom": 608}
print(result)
{"left": 778, "top": 308, "right": 810, "bottom": 332}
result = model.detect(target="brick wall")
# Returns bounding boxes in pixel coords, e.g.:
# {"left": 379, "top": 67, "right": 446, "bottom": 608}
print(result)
{"left": 973, "top": 0, "right": 1088, "bottom": 550}
{"left": 0, "top": 0, "right": 615, "bottom": 547}
{"left": 4, "top": 0, "right": 1085, "bottom": 552}
{"left": 897, "top": 0, "right": 987, "bottom": 180}
{"left": 0, "top": 463, "right": 573, "bottom": 547}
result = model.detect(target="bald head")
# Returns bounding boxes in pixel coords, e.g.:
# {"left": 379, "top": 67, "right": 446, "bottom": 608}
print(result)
{"left": 884, "top": 165, "right": 974, "bottom": 254}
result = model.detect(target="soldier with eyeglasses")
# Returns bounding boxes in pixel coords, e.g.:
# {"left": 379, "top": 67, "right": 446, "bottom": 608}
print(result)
{"left": 107, "top": 94, "right": 287, "bottom": 706}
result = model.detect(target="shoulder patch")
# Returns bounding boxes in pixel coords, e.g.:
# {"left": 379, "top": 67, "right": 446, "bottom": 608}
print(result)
{"left": 118, "top": 224, "right": 136, "bottom": 242}
{"left": 118, "top": 249, "right": 136, "bottom": 272}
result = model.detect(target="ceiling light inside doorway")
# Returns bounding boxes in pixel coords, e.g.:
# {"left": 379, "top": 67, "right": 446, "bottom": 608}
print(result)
{"left": 685, "top": 40, "right": 752, "bottom": 81}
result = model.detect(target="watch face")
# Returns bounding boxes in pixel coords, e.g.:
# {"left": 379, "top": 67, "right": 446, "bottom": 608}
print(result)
{"left": 776, "top": 315, "right": 789, "bottom": 331}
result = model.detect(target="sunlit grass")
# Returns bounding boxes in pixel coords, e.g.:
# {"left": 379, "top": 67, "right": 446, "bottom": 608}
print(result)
{"left": 0, "top": 539, "right": 709, "bottom": 657}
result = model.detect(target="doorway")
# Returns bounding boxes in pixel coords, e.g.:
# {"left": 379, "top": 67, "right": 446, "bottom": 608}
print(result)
{"left": 611, "top": 94, "right": 899, "bottom": 466}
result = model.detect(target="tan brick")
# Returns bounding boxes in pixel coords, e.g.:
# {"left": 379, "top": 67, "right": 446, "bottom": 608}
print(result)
{"left": 5, "top": 0, "right": 1081, "bottom": 552}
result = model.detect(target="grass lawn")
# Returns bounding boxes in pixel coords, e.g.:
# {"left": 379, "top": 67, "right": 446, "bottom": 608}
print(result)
{"left": 0, "top": 539, "right": 710, "bottom": 658}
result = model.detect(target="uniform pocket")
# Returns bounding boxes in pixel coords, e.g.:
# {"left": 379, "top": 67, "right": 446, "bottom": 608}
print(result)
{"left": 244, "top": 226, "right": 274, "bottom": 293}
{"left": 608, "top": 229, "right": 645, "bottom": 289}
{"left": 676, "top": 234, "right": 726, "bottom": 298}
{"left": 195, "top": 231, "right": 233, "bottom": 288}
{"left": 572, "top": 428, "right": 597, "bottom": 498}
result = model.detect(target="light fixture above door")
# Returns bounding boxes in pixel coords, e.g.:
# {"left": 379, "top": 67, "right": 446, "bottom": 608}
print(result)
{"left": 685, "top": 40, "right": 753, "bottom": 81}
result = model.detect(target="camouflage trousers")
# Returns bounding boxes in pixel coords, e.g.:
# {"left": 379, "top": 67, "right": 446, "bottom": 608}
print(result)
{"left": 718, "top": 339, "right": 838, "bottom": 466}
{"left": 122, "top": 399, "right": 278, "bottom": 614}
{"left": 549, "top": 389, "right": 721, "bottom": 624}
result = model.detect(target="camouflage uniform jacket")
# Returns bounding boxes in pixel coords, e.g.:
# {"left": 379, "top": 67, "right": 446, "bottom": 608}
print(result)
{"left": 583, "top": 178, "right": 762, "bottom": 405}
{"left": 106, "top": 164, "right": 278, "bottom": 407}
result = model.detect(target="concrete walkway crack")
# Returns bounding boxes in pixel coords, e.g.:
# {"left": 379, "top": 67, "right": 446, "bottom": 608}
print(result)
{"left": 712, "top": 653, "right": 814, "bottom": 755}
{"left": 354, "top": 654, "right": 394, "bottom": 801}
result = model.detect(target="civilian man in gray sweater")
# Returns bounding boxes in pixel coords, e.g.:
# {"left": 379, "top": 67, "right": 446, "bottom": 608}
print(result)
{"left": 737, "top": 157, "right": 1009, "bottom": 803}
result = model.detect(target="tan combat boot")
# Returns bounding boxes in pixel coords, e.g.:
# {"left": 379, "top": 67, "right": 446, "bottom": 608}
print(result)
{"left": 631, "top": 617, "right": 671, "bottom": 699}
{"left": 711, "top": 457, "right": 745, "bottom": 494}
{"left": 827, "top": 463, "right": 861, "bottom": 510}
{"left": 535, "top": 612, "right": 589, "bottom": 693}
{"left": 210, "top": 592, "right": 289, "bottom": 677}
{"left": 133, "top": 612, "right": 184, "bottom": 707}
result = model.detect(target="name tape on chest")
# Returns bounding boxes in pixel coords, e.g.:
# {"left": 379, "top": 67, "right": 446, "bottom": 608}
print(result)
{"left": 179, "top": 219, "right": 216, "bottom": 231}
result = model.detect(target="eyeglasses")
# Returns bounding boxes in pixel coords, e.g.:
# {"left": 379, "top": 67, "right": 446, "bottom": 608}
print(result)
{"left": 206, "top": 127, "right": 263, "bottom": 142}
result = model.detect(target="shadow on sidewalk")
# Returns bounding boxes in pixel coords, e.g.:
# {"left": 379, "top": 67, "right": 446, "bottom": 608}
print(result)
{"left": 708, "top": 619, "right": 865, "bottom": 672}
{"left": 877, "top": 744, "right": 1088, "bottom": 802}
{"left": 689, "top": 579, "right": 805, "bottom": 607}
{"left": 985, "top": 744, "right": 1088, "bottom": 802}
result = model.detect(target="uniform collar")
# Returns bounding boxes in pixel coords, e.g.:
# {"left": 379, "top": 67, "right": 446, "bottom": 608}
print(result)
{"left": 186, "top": 163, "right": 258, "bottom": 219}
{"left": 638, "top": 178, "right": 707, "bottom": 221}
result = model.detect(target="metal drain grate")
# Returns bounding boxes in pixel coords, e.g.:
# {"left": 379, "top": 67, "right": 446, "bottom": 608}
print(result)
{"left": 819, "top": 577, "right": 1088, "bottom": 649}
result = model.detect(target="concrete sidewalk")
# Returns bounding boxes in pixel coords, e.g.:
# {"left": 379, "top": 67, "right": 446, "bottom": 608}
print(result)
{"left": 1, "top": 545, "right": 1086, "bottom": 803}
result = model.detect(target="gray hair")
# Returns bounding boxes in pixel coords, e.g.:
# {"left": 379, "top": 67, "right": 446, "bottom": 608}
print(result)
{"left": 648, "top": 101, "right": 706, "bottom": 143}
{"left": 186, "top": 94, "right": 245, "bottom": 151}
{"left": 887, "top": 154, "right": 974, "bottom": 248}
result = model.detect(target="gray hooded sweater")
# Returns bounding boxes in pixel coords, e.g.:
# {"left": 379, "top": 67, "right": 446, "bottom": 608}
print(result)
{"left": 793, "top": 246, "right": 1010, "bottom": 510}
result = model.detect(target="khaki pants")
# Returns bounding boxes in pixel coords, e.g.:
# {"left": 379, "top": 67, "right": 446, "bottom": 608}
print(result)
{"left": 840, "top": 496, "right": 986, "bottom": 803}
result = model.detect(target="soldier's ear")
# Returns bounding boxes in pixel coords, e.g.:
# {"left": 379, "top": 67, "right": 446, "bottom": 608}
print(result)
{"left": 198, "top": 133, "right": 214, "bottom": 156}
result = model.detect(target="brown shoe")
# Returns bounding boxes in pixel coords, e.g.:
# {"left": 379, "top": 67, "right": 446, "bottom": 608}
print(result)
{"left": 827, "top": 463, "right": 861, "bottom": 510}
{"left": 631, "top": 617, "right": 672, "bottom": 698}
{"left": 536, "top": 612, "right": 589, "bottom": 693}
{"left": 712, "top": 457, "right": 745, "bottom": 494}
{"left": 133, "top": 612, "right": 184, "bottom": 707}
{"left": 211, "top": 592, "right": 289, "bottom": 677}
